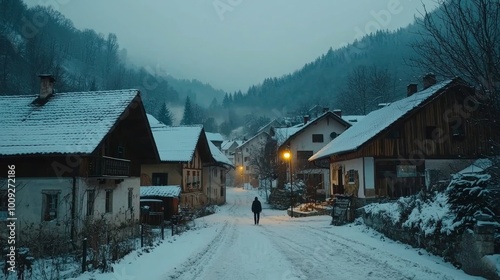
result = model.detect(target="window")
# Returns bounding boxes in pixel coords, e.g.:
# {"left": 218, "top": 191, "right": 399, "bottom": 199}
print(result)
{"left": 347, "top": 170, "right": 356, "bottom": 184}
{"left": 246, "top": 166, "right": 249, "bottom": 171}
{"left": 86, "top": 189, "right": 95, "bottom": 216}
{"left": 426, "top": 126, "right": 436, "bottom": 139}
{"left": 397, "top": 165, "right": 417, "bottom": 177}
{"left": 244, "top": 157, "right": 249, "bottom": 162}
{"left": 105, "top": 190, "right": 113, "bottom": 213}
{"left": 220, "top": 186, "right": 224, "bottom": 197}
{"left": 42, "top": 191, "right": 60, "bottom": 221}
{"left": 152, "top": 173, "right": 168, "bottom": 185}
{"left": 186, "top": 171, "right": 191, "bottom": 187}
{"left": 128, "top": 188, "right": 133, "bottom": 210}
{"left": 312, "top": 134, "right": 324, "bottom": 143}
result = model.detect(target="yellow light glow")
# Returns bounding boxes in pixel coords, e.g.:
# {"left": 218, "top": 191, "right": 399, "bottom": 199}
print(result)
{"left": 239, "top": 166, "right": 243, "bottom": 171}
{"left": 283, "top": 151, "right": 291, "bottom": 160}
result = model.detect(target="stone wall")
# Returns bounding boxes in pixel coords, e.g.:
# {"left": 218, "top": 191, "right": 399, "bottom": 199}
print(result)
{"left": 357, "top": 208, "right": 500, "bottom": 279}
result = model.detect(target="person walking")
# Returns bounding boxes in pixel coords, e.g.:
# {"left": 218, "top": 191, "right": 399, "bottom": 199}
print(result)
{"left": 251, "top": 197, "right": 262, "bottom": 225}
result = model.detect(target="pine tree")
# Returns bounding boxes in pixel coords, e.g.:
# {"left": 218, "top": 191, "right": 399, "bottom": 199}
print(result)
{"left": 181, "top": 96, "right": 194, "bottom": 125}
{"left": 157, "top": 103, "right": 174, "bottom": 126}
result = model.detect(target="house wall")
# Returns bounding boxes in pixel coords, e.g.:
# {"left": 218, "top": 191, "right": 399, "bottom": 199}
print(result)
{"left": 141, "top": 164, "right": 183, "bottom": 186}
{"left": 236, "top": 133, "right": 270, "bottom": 188}
{"left": 84, "top": 178, "right": 139, "bottom": 225}
{"left": 203, "top": 166, "right": 227, "bottom": 206}
{"left": 286, "top": 116, "right": 349, "bottom": 197}
{"left": 330, "top": 157, "right": 375, "bottom": 198}
{"left": 3, "top": 177, "right": 139, "bottom": 239}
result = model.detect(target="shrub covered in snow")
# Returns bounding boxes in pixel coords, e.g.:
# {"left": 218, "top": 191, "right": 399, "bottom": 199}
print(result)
{"left": 360, "top": 168, "right": 500, "bottom": 266}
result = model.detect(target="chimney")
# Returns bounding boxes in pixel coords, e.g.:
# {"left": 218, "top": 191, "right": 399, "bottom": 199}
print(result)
{"left": 333, "top": 109, "right": 342, "bottom": 118}
{"left": 423, "top": 73, "right": 436, "bottom": 89}
{"left": 322, "top": 107, "right": 329, "bottom": 113}
{"left": 407, "top": 83, "right": 418, "bottom": 97}
{"left": 38, "top": 74, "right": 55, "bottom": 99}
{"left": 303, "top": 115, "right": 310, "bottom": 124}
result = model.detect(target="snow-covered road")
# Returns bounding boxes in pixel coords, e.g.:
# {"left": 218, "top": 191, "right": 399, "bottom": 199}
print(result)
{"left": 75, "top": 187, "right": 483, "bottom": 280}
{"left": 160, "top": 188, "right": 480, "bottom": 280}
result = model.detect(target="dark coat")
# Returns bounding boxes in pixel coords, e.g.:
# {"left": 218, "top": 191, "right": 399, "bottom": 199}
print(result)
{"left": 251, "top": 199, "right": 262, "bottom": 213}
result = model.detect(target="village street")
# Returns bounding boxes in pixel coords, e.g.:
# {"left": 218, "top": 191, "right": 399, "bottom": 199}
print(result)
{"left": 152, "top": 188, "right": 479, "bottom": 280}
{"left": 74, "top": 187, "right": 482, "bottom": 280}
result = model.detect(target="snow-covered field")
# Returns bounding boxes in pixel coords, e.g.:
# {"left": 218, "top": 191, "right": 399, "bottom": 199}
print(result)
{"left": 71, "top": 188, "right": 483, "bottom": 280}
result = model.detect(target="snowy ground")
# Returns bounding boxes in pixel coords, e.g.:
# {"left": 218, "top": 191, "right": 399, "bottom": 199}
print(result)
{"left": 72, "top": 188, "right": 484, "bottom": 280}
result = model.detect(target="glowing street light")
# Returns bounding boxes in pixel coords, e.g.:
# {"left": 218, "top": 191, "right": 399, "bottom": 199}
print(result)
{"left": 239, "top": 165, "right": 244, "bottom": 189}
{"left": 283, "top": 150, "right": 293, "bottom": 217}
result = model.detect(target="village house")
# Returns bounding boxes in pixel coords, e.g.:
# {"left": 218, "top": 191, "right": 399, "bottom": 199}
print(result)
{"left": 206, "top": 133, "right": 234, "bottom": 205}
{"left": 0, "top": 75, "right": 159, "bottom": 241}
{"left": 310, "top": 75, "right": 499, "bottom": 198}
{"left": 142, "top": 114, "right": 229, "bottom": 209}
{"left": 221, "top": 140, "right": 242, "bottom": 186}
{"left": 234, "top": 119, "right": 281, "bottom": 188}
{"left": 275, "top": 111, "right": 352, "bottom": 200}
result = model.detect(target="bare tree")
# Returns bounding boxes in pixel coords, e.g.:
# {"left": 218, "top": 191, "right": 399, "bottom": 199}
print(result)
{"left": 412, "top": 0, "right": 500, "bottom": 160}
{"left": 339, "top": 65, "right": 393, "bottom": 115}
{"left": 248, "top": 138, "right": 279, "bottom": 201}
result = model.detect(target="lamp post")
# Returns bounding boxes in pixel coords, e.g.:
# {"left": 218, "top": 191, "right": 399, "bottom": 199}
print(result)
{"left": 239, "top": 165, "right": 244, "bottom": 189}
{"left": 283, "top": 150, "right": 293, "bottom": 217}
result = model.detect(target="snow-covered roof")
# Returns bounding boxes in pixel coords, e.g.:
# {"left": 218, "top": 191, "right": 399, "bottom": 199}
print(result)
{"left": 147, "top": 115, "right": 204, "bottom": 162}
{"left": 206, "top": 132, "right": 224, "bottom": 142}
{"left": 458, "top": 159, "right": 493, "bottom": 174}
{"left": 342, "top": 115, "right": 365, "bottom": 125}
{"left": 151, "top": 124, "right": 204, "bottom": 162}
{"left": 310, "top": 80, "right": 455, "bottom": 160}
{"left": 274, "top": 125, "right": 303, "bottom": 147}
{"left": 275, "top": 111, "right": 351, "bottom": 148}
{"left": 140, "top": 185, "right": 181, "bottom": 198}
{"left": 208, "top": 140, "right": 234, "bottom": 168}
{"left": 147, "top": 113, "right": 165, "bottom": 128}
{"left": 0, "top": 89, "right": 139, "bottom": 155}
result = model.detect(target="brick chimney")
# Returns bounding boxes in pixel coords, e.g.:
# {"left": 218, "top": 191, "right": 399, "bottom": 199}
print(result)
{"left": 423, "top": 73, "right": 436, "bottom": 89}
{"left": 303, "top": 115, "right": 310, "bottom": 124}
{"left": 333, "top": 109, "right": 342, "bottom": 118}
{"left": 39, "top": 74, "right": 55, "bottom": 99}
{"left": 407, "top": 83, "right": 418, "bottom": 97}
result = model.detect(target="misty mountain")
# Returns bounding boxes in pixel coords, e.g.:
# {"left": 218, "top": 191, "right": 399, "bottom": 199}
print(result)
{"left": 0, "top": 0, "right": 225, "bottom": 113}
{"left": 225, "top": 23, "right": 429, "bottom": 116}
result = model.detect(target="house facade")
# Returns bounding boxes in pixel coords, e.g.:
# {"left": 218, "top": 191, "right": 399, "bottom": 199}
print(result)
{"left": 142, "top": 115, "right": 214, "bottom": 209}
{"left": 221, "top": 140, "right": 242, "bottom": 187}
{"left": 0, "top": 76, "right": 158, "bottom": 241}
{"left": 276, "top": 112, "right": 351, "bottom": 199}
{"left": 310, "top": 76, "right": 499, "bottom": 198}
{"left": 234, "top": 131, "right": 274, "bottom": 188}
{"left": 204, "top": 140, "right": 234, "bottom": 205}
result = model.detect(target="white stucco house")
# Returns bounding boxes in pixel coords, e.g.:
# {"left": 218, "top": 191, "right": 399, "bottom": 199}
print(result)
{"left": 275, "top": 111, "right": 352, "bottom": 199}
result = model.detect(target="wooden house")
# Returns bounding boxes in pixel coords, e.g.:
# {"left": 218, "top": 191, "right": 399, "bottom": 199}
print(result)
{"left": 142, "top": 115, "right": 214, "bottom": 209}
{"left": 310, "top": 76, "right": 498, "bottom": 198}
{"left": 0, "top": 75, "right": 159, "bottom": 239}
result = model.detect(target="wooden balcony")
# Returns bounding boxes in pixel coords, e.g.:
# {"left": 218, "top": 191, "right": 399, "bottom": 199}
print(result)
{"left": 88, "top": 156, "right": 130, "bottom": 177}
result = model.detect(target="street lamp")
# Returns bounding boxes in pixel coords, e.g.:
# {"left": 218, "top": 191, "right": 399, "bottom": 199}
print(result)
{"left": 239, "top": 165, "right": 244, "bottom": 189}
{"left": 283, "top": 150, "right": 293, "bottom": 218}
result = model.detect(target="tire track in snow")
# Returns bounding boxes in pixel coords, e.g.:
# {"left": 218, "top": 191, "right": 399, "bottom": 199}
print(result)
{"left": 165, "top": 221, "right": 237, "bottom": 280}
{"left": 297, "top": 225, "right": 457, "bottom": 280}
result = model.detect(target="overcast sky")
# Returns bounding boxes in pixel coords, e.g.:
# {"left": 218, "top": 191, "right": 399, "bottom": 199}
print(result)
{"left": 25, "top": 0, "right": 438, "bottom": 92}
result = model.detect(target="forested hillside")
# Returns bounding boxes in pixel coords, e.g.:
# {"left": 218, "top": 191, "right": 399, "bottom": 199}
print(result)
{"left": 1, "top": 0, "right": 453, "bottom": 135}
{"left": 0, "top": 0, "right": 225, "bottom": 114}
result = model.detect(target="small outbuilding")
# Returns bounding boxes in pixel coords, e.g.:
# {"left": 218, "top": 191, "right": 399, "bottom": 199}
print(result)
{"left": 140, "top": 185, "right": 181, "bottom": 224}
